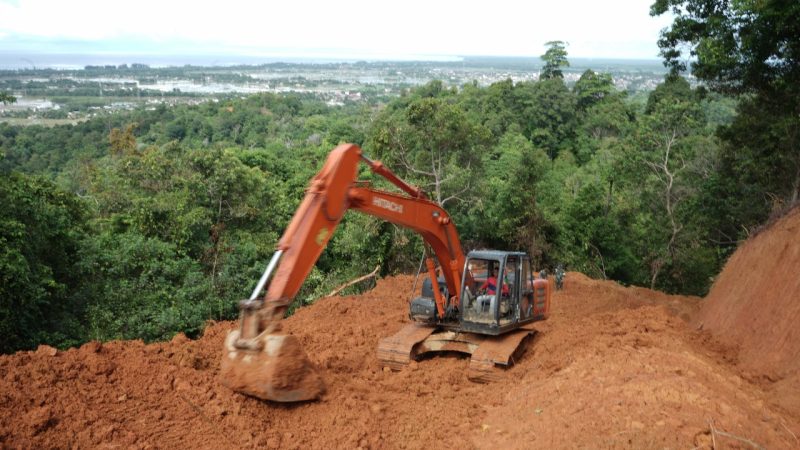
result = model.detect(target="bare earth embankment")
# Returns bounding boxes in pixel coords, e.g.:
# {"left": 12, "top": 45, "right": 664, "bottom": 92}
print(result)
{"left": 2, "top": 210, "right": 800, "bottom": 448}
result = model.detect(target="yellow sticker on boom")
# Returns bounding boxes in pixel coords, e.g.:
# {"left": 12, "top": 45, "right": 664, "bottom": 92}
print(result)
{"left": 315, "top": 227, "right": 329, "bottom": 246}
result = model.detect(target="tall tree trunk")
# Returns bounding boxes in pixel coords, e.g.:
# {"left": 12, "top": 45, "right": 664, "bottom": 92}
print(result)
{"left": 791, "top": 149, "right": 800, "bottom": 205}
{"left": 646, "top": 130, "right": 685, "bottom": 290}
{"left": 650, "top": 258, "right": 663, "bottom": 289}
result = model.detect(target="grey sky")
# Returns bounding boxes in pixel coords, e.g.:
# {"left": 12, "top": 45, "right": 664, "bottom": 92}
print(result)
{"left": 0, "top": 0, "right": 673, "bottom": 59}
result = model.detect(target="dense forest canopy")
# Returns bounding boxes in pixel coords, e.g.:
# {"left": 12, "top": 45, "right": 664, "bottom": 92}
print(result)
{"left": 652, "top": 0, "right": 800, "bottom": 215}
{"left": 2, "top": 2, "right": 794, "bottom": 353}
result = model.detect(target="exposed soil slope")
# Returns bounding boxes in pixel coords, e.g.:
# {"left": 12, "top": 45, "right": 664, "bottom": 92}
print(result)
{"left": 697, "top": 206, "right": 800, "bottom": 417}
{"left": 1, "top": 271, "right": 798, "bottom": 449}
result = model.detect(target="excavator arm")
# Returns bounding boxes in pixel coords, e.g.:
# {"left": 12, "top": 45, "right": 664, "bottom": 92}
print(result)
{"left": 260, "top": 143, "right": 465, "bottom": 321}
{"left": 221, "top": 143, "right": 467, "bottom": 402}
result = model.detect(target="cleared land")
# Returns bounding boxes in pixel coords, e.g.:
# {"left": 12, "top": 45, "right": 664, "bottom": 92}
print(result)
{"left": 2, "top": 209, "right": 799, "bottom": 449}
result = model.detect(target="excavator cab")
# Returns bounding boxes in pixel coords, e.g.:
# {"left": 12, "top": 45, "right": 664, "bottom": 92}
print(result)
{"left": 459, "top": 251, "right": 541, "bottom": 334}
{"left": 382, "top": 250, "right": 550, "bottom": 382}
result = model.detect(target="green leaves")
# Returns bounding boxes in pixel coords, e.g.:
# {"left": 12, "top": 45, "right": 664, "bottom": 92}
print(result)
{"left": 540, "top": 41, "right": 570, "bottom": 80}
{"left": 574, "top": 70, "right": 615, "bottom": 111}
{"left": 654, "top": 0, "right": 800, "bottom": 95}
{"left": 515, "top": 79, "right": 578, "bottom": 159}
{"left": 478, "top": 131, "right": 549, "bottom": 249}
{"left": 0, "top": 91, "right": 17, "bottom": 105}
{"left": 78, "top": 231, "right": 214, "bottom": 342}
{"left": 654, "top": 0, "right": 800, "bottom": 233}
{"left": 368, "top": 90, "right": 490, "bottom": 207}
{"left": 0, "top": 62, "right": 758, "bottom": 352}
{"left": 0, "top": 173, "right": 88, "bottom": 352}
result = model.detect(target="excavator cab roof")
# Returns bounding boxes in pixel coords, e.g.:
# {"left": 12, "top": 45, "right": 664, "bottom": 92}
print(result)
{"left": 466, "top": 250, "right": 527, "bottom": 260}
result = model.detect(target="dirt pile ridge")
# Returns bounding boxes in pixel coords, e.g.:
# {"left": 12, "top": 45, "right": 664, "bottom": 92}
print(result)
{"left": 697, "top": 206, "right": 800, "bottom": 416}
{"left": 2, "top": 272, "right": 799, "bottom": 449}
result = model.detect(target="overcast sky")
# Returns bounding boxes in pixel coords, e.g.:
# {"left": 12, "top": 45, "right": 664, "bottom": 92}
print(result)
{"left": 0, "top": 0, "right": 673, "bottom": 59}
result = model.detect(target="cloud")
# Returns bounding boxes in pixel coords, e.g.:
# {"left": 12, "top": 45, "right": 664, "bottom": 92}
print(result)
{"left": 0, "top": 0, "right": 673, "bottom": 58}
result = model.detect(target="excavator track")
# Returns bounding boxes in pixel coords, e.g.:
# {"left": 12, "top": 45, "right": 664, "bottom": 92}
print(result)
{"left": 376, "top": 324, "right": 437, "bottom": 370}
{"left": 467, "top": 328, "right": 535, "bottom": 383}
{"left": 378, "top": 323, "right": 536, "bottom": 381}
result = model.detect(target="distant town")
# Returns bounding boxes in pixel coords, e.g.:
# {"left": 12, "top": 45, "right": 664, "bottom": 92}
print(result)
{"left": 0, "top": 56, "right": 670, "bottom": 125}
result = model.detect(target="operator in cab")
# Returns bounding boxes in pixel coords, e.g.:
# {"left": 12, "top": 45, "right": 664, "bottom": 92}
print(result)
{"left": 480, "top": 267, "right": 509, "bottom": 296}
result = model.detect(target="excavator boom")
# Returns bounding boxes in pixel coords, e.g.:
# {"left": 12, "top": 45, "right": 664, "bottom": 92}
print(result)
{"left": 220, "top": 143, "right": 468, "bottom": 401}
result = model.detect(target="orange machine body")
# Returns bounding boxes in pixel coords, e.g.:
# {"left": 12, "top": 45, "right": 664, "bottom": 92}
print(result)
{"left": 264, "top": 143, "right": 465, "bottom": 320}
{"left": 222, "top": 143, "right": 552, "bottom": 402}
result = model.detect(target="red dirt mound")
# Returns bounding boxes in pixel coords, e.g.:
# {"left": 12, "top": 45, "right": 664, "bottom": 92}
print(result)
{"left": 696, "top": 206, "right": 800, "bottom": 415}
{"left": 1, "top": 273, "right": 798, "bottom": 448}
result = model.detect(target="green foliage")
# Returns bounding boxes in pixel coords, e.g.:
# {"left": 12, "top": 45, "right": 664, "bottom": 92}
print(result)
{"left": 78, "top": 231, "right": 214, "bottom": 341}
{"left": 651, "top": 0, "right": 800, "bottom": 96}
{"left": 0, "top": 173, "right": 88, "bottom": 352}
{"left": 471, "top": 79, "right": 519, "bottom": 137}
{"left": 716, "top": 95, "right": 800, "bottom": 223}
{"left": 368, "top": 88, "right": 491, "bottom": 207}
{"left": 0, "top": 91, "right": 16, "bottom": 105}
{"left": 576, "top": 99, "right": 634, "bottom": 162}
{"left": 540, "top": 41, "right": 570, "bottom": 80}
{"left": 644, "top": 74, "right": 697, "bottom": 114}
{"left": 631, "top": 94, "right": 709, "bottom": 290}
{"left": 0, "top": 61, "right": 761, "bottom": 352}
{"left": 472, "top": 130, "right": 551, "bottom": 260}
{"left": 560, "top": 181, "right": 640, "bottom": 281}
{"left": 653, "top": 0, "right": 800, "bottom": 239}
{"left": 514, "top": 79, "right": 578, "bottom": 159}
{"left": 574, "top": 70, "right": 615, "bottom": 111}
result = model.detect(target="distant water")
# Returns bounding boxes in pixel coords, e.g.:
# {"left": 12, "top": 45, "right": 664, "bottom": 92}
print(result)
{"left": 0, "top": 52, "right": 464, "bottom": 70}
{"left": 0, "top": 52, "right": 667, "bottom": 71}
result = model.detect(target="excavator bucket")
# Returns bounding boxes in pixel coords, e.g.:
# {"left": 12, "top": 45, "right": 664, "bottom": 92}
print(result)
{"left": 220, "top": 330, "right": 325, "bottom": 402}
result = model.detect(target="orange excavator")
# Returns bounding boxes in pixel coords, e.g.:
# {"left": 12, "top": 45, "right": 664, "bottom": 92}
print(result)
{"left": 219, "top": 143, "right": 551, "bottom": 402}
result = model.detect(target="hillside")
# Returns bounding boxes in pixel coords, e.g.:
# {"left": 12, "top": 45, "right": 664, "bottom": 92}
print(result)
{"left": 697, "top": 207, "right": 800, "bottom": 416}
{"left": 2, "top": 269, "right": 798, "bottom": 448}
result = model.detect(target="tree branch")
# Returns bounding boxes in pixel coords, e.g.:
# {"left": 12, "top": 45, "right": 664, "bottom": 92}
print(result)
{"left": 398, "top": 151, "right": 434, "bottom": 177}
{"left": 327, "top": 265, "right": 381, "bottom": 297}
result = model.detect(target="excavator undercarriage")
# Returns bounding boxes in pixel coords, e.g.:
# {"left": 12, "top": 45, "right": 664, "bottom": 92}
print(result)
{"left": 377, "top": 324, "right": 536, "bottom": 382}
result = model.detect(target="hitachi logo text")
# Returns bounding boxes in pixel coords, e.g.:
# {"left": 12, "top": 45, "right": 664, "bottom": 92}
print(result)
{"left": 373, "top": 197, "right": 403, "bottom": 213}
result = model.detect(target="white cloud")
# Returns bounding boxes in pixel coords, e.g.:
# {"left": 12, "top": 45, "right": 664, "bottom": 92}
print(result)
{"left": 0, "top": 0, "right": 674, "bottom": 58}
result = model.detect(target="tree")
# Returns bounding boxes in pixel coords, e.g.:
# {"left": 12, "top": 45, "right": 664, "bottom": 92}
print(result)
{"left": 109, "top": 123, "right": 137, "bottom": 156}
{"left": 558, "top": 179, "right": 640, "bottom": 281}
{"left": 574, "top": 69, "right": 615, "bottom": 111}
{"left": 652, "top": 0, "right": 800, "bottom": 211}
{"left": 77, "top": 229, "right": 217, "bottom": 342}
{"left": 369, "top": 93, "right": 490, "bottom": 207}
{"left": 580, "top": 98, "right": 634, "bottom": 142}
{"left": 0, "top": 173, "right": 88, "bottom": 352}
{"left": 645, "top": 74, "right": 696, "bottom": 114}
{"left": 477, "top": 130, "right": 551, "bottom": 261}
{"left": 514, "top": 79, "right": 578, "bottom": 159}
{"left": 630, "top": 84, "right": 707, "bottom": 290}
{"left": 716, "top": 94, "right": 800, "bottom": 215}
{"left": 0, "top": 92, "right": 16, "bottom": 105}
{"left": 651, "top": 0, "right": 800, "bottom": 96}
{"left": 461, "top": 78, "right": 519, "bottom": 139}
{"left": 540, "top": 41, "right": 570, "bottom": 80}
